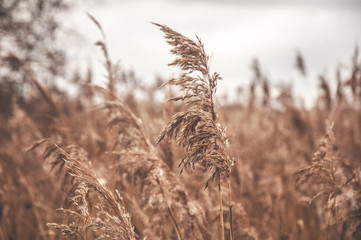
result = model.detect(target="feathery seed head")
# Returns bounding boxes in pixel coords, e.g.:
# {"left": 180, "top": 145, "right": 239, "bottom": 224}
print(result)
{"left": 154, "top": 23, "right": 233, "bottom": 186}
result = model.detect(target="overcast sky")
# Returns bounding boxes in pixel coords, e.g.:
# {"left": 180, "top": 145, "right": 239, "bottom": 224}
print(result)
{"left": 64, "top": 0, "right": 361, "bottom": 106}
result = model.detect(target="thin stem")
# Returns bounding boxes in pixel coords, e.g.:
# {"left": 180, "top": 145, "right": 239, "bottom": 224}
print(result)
{"left": 219, "top": 179, "right": 224, "bottom": 240}
{"left": 168, "top": 207, "right": 183, "bottom": 240}
{"left": 228, "top": 178, "right": 233, "bottom": 240}
{"left": 111, "top": 155, "right": 116, "bottom": 195}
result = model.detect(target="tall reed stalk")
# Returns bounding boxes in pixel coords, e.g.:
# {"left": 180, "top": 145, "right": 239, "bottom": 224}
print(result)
{"left": 154, "top": 23, "right": 234, "bottom": 240}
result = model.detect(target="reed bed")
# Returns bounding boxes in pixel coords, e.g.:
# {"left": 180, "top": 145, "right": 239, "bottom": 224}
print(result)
{"left": 1, "top": 5, "right": 361, "bottom": 240}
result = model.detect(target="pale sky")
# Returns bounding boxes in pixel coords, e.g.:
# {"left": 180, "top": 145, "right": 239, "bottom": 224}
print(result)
{"left": 62, "top": 0, "right": 361, "bottom": 106}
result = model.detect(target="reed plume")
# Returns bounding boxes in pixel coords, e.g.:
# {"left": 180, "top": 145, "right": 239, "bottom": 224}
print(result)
{"left": 154, "top": 23, "right": 233, "bottom": 186}
{"left": 295, "top": 50, "right": 307, "bottom": 76}
{"left": 28, "top": 139, "right": 137, "bottom": 240}
{"left": 318, "top": 75, "right": 332, "bottom": 110}
{"left": 296, "top": 123, "right": 361, "bottom": 239}
{"left": 154, "top": 23, "right": 234, "bottom": 240}
{"left": 345, "top": 46, "right": 360, "bottom": 101}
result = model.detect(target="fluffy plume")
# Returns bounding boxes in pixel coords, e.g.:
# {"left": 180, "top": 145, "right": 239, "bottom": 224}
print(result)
{"left": 28, "top": 139, "right": 137, "bottom": 240}
{"left": 154, "top": 23, "right": 233, "bottom": 186}
{"left": 296, "top": 124, "right": 361, "bottom": 239}
{"left": 295, "top": 50, "right": 307, "bottom": 76}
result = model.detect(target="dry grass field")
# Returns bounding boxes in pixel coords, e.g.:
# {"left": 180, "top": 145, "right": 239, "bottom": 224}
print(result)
{"left": 1, "top": 1, "right": 361, "bottom": 240}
